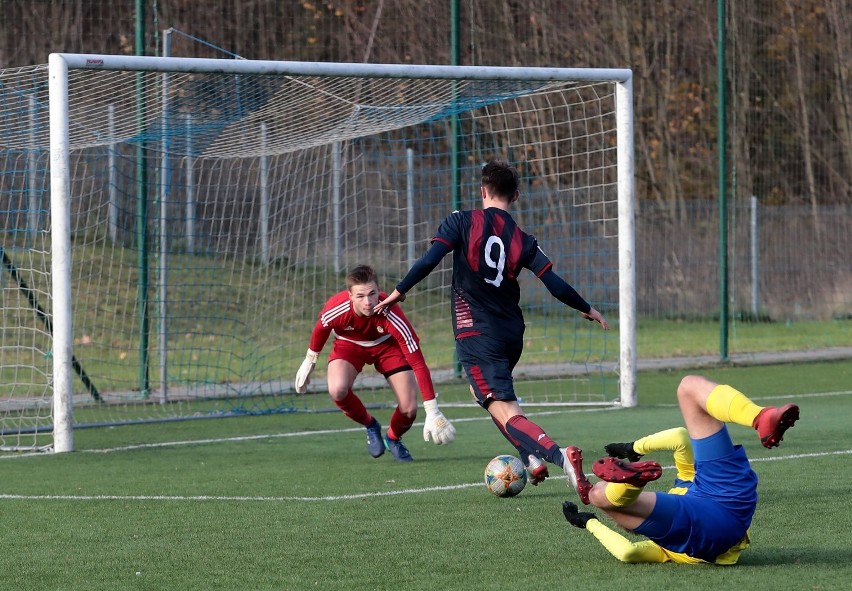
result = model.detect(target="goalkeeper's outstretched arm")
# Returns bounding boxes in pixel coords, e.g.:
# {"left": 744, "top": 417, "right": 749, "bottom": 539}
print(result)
{"left": 402, "top": 347, "right": 455, "bottom": 445}
{"left": 294, "top": 349, "right": 319, "bottom": 394}
{"left": 293, "top": 318, "right": 332, "bottom": 394}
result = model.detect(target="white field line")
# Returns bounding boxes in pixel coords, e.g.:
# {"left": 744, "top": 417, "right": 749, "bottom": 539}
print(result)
{"left": 0, "top": 390, "right": 849, "bottom": 502}
{"left": 0, "top": 449, "right": 850, "bottom": 503}
{"left": 0, "top": 407, "right": 620, "bottom": 457}
{"left": 5, "top": 390, "right": 849, "bottom": 458}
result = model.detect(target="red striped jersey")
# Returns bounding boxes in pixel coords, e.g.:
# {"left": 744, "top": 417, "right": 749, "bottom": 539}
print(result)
{"left": 307, "top": 290, "right": 436, "bottom": 400}
{"left": 433, "top": 208, "right": 551, "bottom": 341}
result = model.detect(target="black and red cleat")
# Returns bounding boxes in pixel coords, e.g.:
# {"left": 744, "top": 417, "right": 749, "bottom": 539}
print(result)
{"left": 754, "top": 403, "right": 800, "bottom": 449}
{"left": 592, "top": 457, "right": 662, "bottom": 487}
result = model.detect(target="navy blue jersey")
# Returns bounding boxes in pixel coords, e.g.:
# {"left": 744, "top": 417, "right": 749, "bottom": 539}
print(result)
{"left": 433, "top": 208, "right": 552, "bottom": 341}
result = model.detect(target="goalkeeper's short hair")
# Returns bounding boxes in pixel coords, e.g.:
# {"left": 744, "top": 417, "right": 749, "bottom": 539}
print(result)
{"left": 346, "top": 265, "right": 378, "bottom": 290}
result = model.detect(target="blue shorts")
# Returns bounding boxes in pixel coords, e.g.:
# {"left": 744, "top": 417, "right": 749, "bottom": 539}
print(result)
{"left": 455, "top": 335, "right": 522, "bottom": 407}
{"left": 634, "top": 426, "right": 758, "bottom": 562}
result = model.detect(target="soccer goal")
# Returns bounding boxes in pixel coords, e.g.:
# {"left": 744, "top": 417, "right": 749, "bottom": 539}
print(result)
{"left": 1, "top": 54, "right": 635, "bottom": 452}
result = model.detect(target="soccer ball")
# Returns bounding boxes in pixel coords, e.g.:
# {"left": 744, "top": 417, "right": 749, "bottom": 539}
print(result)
{"left": 484, "top": 454, "right": 527, "bottom": 497}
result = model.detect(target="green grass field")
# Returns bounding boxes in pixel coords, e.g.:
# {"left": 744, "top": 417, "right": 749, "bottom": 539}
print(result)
{"left": 1, "top": 360, "right": 851, "bottom": 590}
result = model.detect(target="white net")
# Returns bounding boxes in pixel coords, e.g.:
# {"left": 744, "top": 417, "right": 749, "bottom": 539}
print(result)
{"left": 1, "top": 59, "right": 631, "bottom": 448}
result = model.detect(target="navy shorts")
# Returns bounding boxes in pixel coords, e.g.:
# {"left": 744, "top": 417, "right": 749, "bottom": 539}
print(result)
{"left": 455, "top": 335, "right": 522, "bottom": 407}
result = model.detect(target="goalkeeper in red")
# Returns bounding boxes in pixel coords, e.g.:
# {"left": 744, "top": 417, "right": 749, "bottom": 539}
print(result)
{"left": 561, "top": 374, "right": 800, "bottom": 564}
{"left": 375, "top": 159, "right": 608, "bottom": 496}
{"left": 294, "top": 265, "right": 455, "bottom": 462}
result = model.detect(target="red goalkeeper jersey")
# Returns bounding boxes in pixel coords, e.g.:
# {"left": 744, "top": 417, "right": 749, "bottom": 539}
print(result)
{"left": 308, "top": 290, "right": 436, "bottom": 401}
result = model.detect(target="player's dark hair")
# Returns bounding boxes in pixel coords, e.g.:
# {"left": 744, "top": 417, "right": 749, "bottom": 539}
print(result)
{"left": 481, "top": 159, "right": 519, "bottom": 200}
{"left": 346, "top": 265, "right": 378, "bottom": 290}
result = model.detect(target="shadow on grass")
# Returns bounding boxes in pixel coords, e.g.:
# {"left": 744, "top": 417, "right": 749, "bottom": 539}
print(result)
{"left": 740, "top": 547, "right": 852, "bottom": 567}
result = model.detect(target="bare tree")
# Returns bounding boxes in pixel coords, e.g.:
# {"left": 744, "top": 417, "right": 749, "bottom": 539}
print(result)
{"left": 783, "top": 0, "right": 819, "bottom": 231}
{"left": 824, "top": 0, "right": 852, "bottom": 201}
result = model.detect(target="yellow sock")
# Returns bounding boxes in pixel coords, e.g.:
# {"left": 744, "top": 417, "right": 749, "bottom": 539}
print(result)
{"left": 706, "top": 384, "right": 763, "bottom": 427}
{"left": 633, "top": 427, "right": 689, "bottom": 456}
{"left": 674, "top": 456, "right": 696, "bottom": 483}
{"left": 604, "top": 482, "right": 641, "bottom": 507}
{"left": 633, "top": 427, "right": 695, "bottom": 482}
{"left": 585, "top": 519, "right": 641, "bottom": 562}
{"left": 586, "top": 520, "right": 668, "bottom": 563}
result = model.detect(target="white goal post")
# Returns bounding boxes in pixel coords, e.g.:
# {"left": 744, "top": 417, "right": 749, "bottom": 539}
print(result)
{"left": 42, "top": 54, "right": 636, "bottom": 452}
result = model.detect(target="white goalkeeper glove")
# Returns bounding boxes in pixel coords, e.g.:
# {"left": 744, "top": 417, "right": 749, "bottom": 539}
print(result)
{"left": 294, "top": 349, "right": 319, "bottom": 394}
{"left": 423, "top": 398, "right": 456, "bottom": 445}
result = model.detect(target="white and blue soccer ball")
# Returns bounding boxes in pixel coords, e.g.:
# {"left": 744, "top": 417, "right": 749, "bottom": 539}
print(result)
{"left": 484, "top": 454, "right": 527, "bottom": 497}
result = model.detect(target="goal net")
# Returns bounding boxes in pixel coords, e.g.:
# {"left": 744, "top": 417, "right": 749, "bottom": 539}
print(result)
{"left": 1, "top": 55, "right": 635, "bottom": 451}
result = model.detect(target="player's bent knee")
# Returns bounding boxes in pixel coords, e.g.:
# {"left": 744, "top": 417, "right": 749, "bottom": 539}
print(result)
{"left": 588, "top": 483, "right": 610, "bottom": 508}
{"left": 327, "top": 388, "right": 349, "bottom": 401}
{"left": 676, "top": 375, "right": 703, "bottom": 402}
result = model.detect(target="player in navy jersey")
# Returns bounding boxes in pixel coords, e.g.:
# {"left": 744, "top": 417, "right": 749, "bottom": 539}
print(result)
{"left": 561, "top": 374, "right": 799, "bottom": 564}
{"left": 295, "top": 265, "right": 455, "bottom": 462}
{"left": 375, "top": 159, "right": 608, "bottom": 498}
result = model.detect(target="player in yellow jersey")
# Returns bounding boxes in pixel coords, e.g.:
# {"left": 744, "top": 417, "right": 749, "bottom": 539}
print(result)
{"left": 561, "top": 374, "right": 799, "bottom": 564}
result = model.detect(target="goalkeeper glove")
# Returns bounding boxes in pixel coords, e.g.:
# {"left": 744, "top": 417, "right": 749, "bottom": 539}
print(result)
{"left": 562, "top": 501, "right": 597, "bottom": 529}
{"left": 294, "top": 349, "right": 319, "bottom": 394}
{"left": 422, "top": 398, "right": 456, "bottom": 445}
{"left": 605, "top": 441, "right": 642, "bottom": 462}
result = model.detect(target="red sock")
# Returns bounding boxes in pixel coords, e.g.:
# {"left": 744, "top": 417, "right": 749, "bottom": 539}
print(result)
{"left": 334, "top": 390, "right": 371, "bottom": 426}
{"left": 505, "top": 415, "right": 562, "bottom": 465}
{"left": 387, "top": 407, "right": 416, "bottom": 440}
{"left": 491, "top": 415, "right": 529, "bottom": 458}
